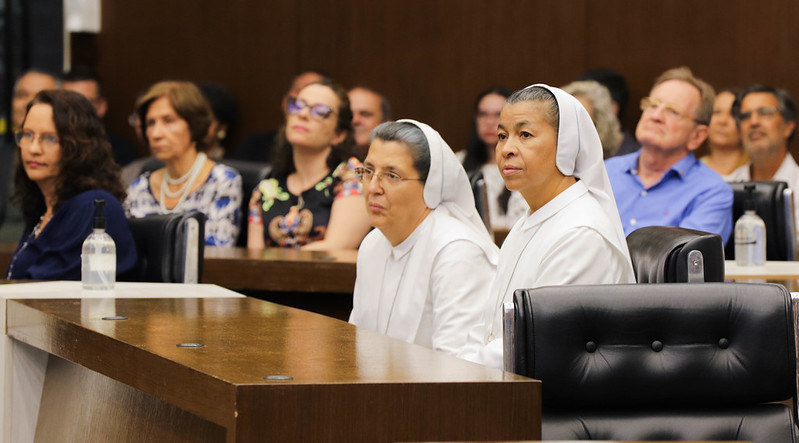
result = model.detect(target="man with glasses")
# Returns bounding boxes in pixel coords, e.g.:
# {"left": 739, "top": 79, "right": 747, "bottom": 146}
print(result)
{"left": 727, "top": 84, "right": 799, "bottom": 229}
{"left": 605, "top": 66, "right": 733, "bottom": 243}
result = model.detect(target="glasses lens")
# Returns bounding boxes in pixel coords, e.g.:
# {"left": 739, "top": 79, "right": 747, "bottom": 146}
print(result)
{"left": 287, "top": 98, "right": 303, "bottom": 115}
{"left": 310, "top": 104, "right": 334, "bottom": 119}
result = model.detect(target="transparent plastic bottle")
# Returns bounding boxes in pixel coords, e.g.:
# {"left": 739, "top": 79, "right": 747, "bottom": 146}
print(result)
{"left": 81, "top": 199, "right": 116, "bottom": 289}
{"left": 734, "top": 185, "right": 766, "bottom": 266}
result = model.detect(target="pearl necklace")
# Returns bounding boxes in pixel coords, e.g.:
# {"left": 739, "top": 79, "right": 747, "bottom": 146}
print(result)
{"left": 160, "top": 152, "right": 207, "bottom": 213}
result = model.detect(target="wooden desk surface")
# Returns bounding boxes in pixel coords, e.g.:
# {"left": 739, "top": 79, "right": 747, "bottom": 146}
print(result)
{"left": 7, "top": 296, "right": 540, "bottom": 442}
{"left": 203, "top": 246, "right": 357, "bottom": 293}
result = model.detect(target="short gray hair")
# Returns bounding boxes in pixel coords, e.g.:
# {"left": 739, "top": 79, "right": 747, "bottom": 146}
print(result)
{"left": 370, "top": 121, "right": 430, "bottom": 183}
{"left": 562, "top": 80, "right": 623, "bottom": 158}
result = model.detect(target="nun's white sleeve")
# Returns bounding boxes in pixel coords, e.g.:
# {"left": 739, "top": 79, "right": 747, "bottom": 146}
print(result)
{"left": 463, "top": 225, "right": 634, "bottom": 369}
{"left": 425, "top": 239, "right": 496, "bottom": 356}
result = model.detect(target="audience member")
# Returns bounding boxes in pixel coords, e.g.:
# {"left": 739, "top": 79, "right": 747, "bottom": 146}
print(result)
{"left": 247, "top": 78, "right": 370, "bottom": 249}
{"left": 198, "top": 82, "right": 239, "bottom": 160}
{"left": 233, "top": 70, "right": 325, "bottom": 162}
{"left": 604, "top": 66, "right": 733, "bottom": 242}
{"left": 1, "top": 70, "right": 59, "bottom": 242}
{"left": 459, "top": 84, "right": 634, "bottom": 369}
{"left": 125, "top": 81, "right": 242, "bottom": 246}
{"left": 728, "top": 84, "right": 799, "bottom": 226}
{"left": 348, "top": 86, "right": 391, "bottom": 159}
{"left": 698, "top": 89, "right": 748, "bottom": 179}
{"left": 349, "top": 120, "right": 498, "bottom": 354}
{"left": 62, "top": 67, "right": 138, "bottom": 166}
{"left": 6, "top": 90, "right": 137, "bottom": 280}
{"left": 579, "top": 68, "right": 640, "bottom": 156}
{"left": 462, "top": 87, "right": 528, "bottom": 229}
{"left": 562, "top": 80, "right": 623, "bottom": 158}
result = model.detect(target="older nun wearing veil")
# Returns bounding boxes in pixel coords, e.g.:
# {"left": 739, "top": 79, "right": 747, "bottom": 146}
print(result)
{"left": 459, "top": 84, "right": 636, "bottom": 368}
{"left": 348, "top": 119, "right": 499, "bottom": 355}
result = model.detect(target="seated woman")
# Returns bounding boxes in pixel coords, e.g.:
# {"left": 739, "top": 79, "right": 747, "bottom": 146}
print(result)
{"left": 125, "top": 81, "right": 242, "bottom": 246}
{"left": 561, "top": 80, "right": 623, "bottom": 159}
{"left": 247, "top": 78, "right": 370, "bottom": 249}
{"left": 459, "top": 84, "right": 635, "bottom": 368}
{"left": 6, "top": 90, "right": 137, "bottom": 280}
{"left": 349, "top": 120, "right": 499, "bottom": 355}
{"left": 698, "top": 89, "right": 748, "bottom": 179}
{"left": 462, "top": 87, "right": 528, "bottom": 229}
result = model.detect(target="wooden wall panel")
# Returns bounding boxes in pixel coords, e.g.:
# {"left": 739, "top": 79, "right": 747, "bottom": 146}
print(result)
{"left": 96, "top": 0, "right": 799, "bottom": 157}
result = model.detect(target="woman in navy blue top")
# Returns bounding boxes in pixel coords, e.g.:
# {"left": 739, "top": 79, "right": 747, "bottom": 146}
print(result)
{"left": 6, "top": 89, "right": 137, "bottom": 280}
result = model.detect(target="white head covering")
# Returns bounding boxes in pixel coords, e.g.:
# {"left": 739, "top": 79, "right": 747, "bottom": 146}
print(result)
{"left": 523, "top": 84, "right": 631, "bottom": 260}
{"left": 396, "top": 118, "right": 497, "bottom": 253}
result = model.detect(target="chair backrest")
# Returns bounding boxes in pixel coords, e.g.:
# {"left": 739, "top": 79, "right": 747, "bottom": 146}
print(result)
{"left": 726, "top": 180, "right": 796, "bottom": 261}
{"left": 468, "top": 169, "right": 491, "bottom": 230}
{"left": 626, "top": 226, "right": 724, "bottom": 283}
{"left": 503, "top": 283, "right": 799, "bottom": 442}
{"left": 217, "top": 159, "right": 271, "bottom": 247}
{"left": 126, "top": 211, "right": 205, "bottom": 283}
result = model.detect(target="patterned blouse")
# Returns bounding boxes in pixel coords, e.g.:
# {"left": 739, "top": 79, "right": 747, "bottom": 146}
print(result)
{"left": 249, "top": 157, "right": 362, "bottom": 247}
{"left": 125, "top": 164, "right": 242, "bottom": 246}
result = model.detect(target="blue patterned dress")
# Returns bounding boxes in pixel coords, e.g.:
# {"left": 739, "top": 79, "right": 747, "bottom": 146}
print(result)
{"left": 125, "top": 164, "right": 242, "bottom": 246}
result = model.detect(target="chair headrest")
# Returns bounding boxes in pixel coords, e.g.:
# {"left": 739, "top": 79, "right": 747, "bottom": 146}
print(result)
{"left": 513, "top": 283, "right": 795, "bottom": 409}
{"left": 626, "top": 226, "right": 724, "bottom": 282}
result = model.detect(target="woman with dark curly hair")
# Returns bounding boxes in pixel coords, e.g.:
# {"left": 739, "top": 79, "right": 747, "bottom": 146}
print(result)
{"left": 247, "top": 78, "right": 370, "bottom": 249}
{"left": 6, "top": 89, "right": 137, "bottom": 280}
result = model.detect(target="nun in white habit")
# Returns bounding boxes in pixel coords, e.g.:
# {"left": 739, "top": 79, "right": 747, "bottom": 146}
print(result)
{"left": 349, "top": 119, "right": 499, "bottom": 355}
{"left": 458, "top": 84, "right": 635, "bottom": 368}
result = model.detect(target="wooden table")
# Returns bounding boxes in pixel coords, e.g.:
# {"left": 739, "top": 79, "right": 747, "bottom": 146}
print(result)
{"left": 202, "top": 246, "right": 357, "bottom": 293}
{"left": 6, "top": 295, "right": 541, "bottom": 442}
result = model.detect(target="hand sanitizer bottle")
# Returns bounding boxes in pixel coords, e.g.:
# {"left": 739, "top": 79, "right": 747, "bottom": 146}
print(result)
{"left": 734, "top": 184, "right": 766, "bottom": 266}
{"left": 81, "top": 199, "right": 116, "bottom": 289}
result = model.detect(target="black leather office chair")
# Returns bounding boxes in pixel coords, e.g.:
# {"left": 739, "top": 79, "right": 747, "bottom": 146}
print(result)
{"left": 626, "top": 226, "right": 724, "bottom": 283}
{"left": 125, "top": 211, "right": 205, "bottom": 283}
{"left": 726, "top": 180, "right": 796, "bottom": 261}
{"left": 503, "top": 283, "right": 799, "bottom": 442}
{"left": 468, "top": 170, "right": 491, "bottom": 230}
{"left": 218, "top": 159, "right": 271, "bottom": 246}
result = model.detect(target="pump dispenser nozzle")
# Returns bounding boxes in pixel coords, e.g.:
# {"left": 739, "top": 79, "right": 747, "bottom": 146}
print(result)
{"left": 744, "top": 184, "right": 757, "bottom": 212}
{"left": 92, "top": 199, "right": 106, "bottom": 230}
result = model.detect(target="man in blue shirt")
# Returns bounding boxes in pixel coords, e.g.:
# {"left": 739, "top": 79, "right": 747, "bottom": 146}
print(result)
{"left": 605, "top": 67, "right": 733, "bottom": 243}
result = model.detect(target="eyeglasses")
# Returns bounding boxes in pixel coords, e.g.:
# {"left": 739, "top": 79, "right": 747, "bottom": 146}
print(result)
{"left": 355, "top": 166, "right": 422, "bottom": 187}
{"left": 738, "top": 106, "right": 780, "bottom": 123}
{"left": 14, "top": 129, "right": 60, "bottom": 149}
{"left": 640, "top": 96, "right": 705, "bottom": 124}
{"left": 287, "top": 97, "right": 336, "bottom": 120}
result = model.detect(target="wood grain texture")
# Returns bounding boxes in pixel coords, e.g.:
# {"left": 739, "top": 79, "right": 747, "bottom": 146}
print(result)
{"left": 202, "top": 246, "right": 356, "bottom": 292}
{"left": 7, "top": 296, "right": 541, "bottom": 442}
{"left": 95, "top": 0, "right": 799, "bottom": 159}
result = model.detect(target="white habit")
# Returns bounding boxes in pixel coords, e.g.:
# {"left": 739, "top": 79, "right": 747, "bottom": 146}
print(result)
{"left": 458, "top": 84, "right": 636, "bottom": 368}
{"left": 349, "top": 119, "right": 499, "bottom": 355}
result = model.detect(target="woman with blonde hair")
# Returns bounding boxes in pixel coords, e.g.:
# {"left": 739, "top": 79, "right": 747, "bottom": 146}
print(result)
{"left": 562, "top": 80, "right": 623, "bottom": 159}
